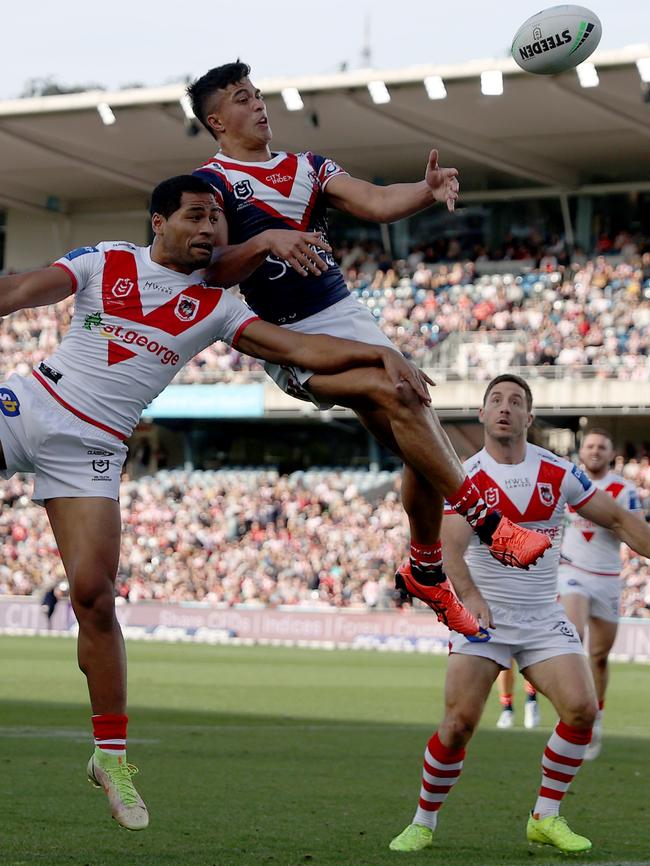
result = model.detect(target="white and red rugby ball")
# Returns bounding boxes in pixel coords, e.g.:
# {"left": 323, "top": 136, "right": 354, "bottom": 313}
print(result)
{"left": 511, "top": 5, "right": 602, "bottom": 74}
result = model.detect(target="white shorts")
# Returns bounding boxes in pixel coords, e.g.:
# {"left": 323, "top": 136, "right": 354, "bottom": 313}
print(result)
{"left": 264, "top": 294, "right": 396, "bottom": 409}
{"left": 449, "top": 601, "right": 585, "bottom": 671}
{"left": 0, "top": 373, "right": 127, "bottom": 505}
{"left": 557, "top": 563, "right": 620, "bottom": 624}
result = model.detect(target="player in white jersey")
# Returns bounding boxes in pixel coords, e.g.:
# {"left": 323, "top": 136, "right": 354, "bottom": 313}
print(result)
{"left": 389, "top": 375, "right": 650, "bottom": 856}
{"left": 184, "top": 62, "right": 550, "bottom": 637}
{"left": 0, "top": 174, "right": 436, "bottom": 832}
{"left": 559, "top": 428, "right": 645, "bottom": 759}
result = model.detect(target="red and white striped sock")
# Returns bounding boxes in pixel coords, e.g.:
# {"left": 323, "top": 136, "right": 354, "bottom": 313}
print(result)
{"left": 413, "top": 732, "right": 465, "bottom": 830}
{"left": 409, "top": 541, "right": 444, "bottom": 585}
{"left": 533, "top": 720, "right": 591, "bottom": 818}
{"left": 446, "top": 477, "right": 500, "bottom": 543}
{"left": 92, "top": 713, "right": 128, "bottom": 758}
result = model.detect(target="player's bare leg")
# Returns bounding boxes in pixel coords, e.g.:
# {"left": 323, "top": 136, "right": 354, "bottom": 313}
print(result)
{"left": 307, "top": 367, "right": 550, "bottom": 569}
{"left": 496, "top": 667, "right": 515, "bottom": 727}
{"left": 343, "top": 402, "right": 481, "bottom": 636}
{"left": 584, "top": 616, "right": 617, "bottom": 759}
{"left": 390, "top": 654, "right": 499, "bottom": 851}
{"left": 46, "top": 497, "right": 148, "bottom": 831}
{"left": 521, "top": 654, "right": 597, "bottom": 853}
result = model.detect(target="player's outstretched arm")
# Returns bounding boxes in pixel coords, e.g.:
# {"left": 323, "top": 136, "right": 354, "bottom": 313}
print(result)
{"left": 442, "top": 514, "right": 494, "bottom": 628}
{"left": 236, "top": 320, "right": 433, "bottom": 404}
{"left": 0, "top": 266, "right": 74, "bottom": 316}
{"left": 206, "top": 213, "right": 332, "bottom": 287}
{"left": 324, "top": 149, "right": 459, "bottom": 223}
{"left": 577, "top": 490, "right": 650, "bottom": 558}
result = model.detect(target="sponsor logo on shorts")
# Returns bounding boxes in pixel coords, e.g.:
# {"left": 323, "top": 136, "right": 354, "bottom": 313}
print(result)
{"left": 0, "top": 388, "right": 20, "bottom": 417}
{"left": 38, "top": 361, "right": 63, "bottom": 385}
{"left": 87, "top": 448, "right": 114, "bottom": 457}
{"left": 551, "top": 620, "right": 579, "bottom": 641}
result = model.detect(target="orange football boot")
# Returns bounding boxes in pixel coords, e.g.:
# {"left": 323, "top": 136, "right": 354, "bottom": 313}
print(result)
{"left": 487, "top": 516, "right": 551, "bottom": 569}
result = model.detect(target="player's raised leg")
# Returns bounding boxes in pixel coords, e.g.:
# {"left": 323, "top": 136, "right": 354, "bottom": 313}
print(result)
{"left": 523, "top": 653, "right": 597, "bottom": 854}
{"left": 308, "top": 367, "right": 550, "bottom": 569}
{"left": 46, "top": 497, "right": 149, "bottom": 831}
{"left": 390, "top": 654, "right": 499, "bottom": 851}
{"left": 345, "top": 400, "right": 481, "bottom": 636}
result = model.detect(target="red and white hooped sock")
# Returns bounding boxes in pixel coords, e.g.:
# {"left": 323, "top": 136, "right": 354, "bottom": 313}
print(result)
{"left": 413, "top": 732, "right": 465, "bottom": 830}
{"left": 446, "top": 477, "right": 499, "bottom": 542}
{"left": 500, "top": 692, "right": 514, "bottom": 711}
{"left": 409, "top": 541, "right": 444, "bottom": 584}
{"left": 92, "top": 713, "right": 128, "bottom": 758}
{"left": 533, "top": 720, "right": 591, "bottom": 818}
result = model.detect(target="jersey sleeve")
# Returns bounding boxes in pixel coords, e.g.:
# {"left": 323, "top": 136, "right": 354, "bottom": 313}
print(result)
{"left": 309, "top": 153, "right": 349, "bottom": 191}
{"left": 192, "top": 165, "right": 226, "bottom": 209}
{"left": 51, "top": 245, "right": 103, "bottom": 294}
{"left": 211, "top": 290, "right": 259, "bottom": 348}
{"left": 563, "top": 463, "right": 596, "bottom": 508}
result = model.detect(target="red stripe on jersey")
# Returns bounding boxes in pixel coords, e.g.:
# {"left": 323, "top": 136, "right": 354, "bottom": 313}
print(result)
{"left": 544, "top": 746, "right": 583, "bottom": 767}
{"left": 605, "top": 481, "right": 625, "bottom": 498}
{"left": 32, "top": 370, "right": 128, "bottom": 441}
{"left": 204, "top": 159, "right": 320, "bottom": 232}
{"left": 231, "top": 316, "right": 260, "bottom": 350}
{"left": 217, "top": 153, "right": 299, "bottom": 197}
{"left": 51, "top": 262, "right": 78, "bottom": 293}
{"left": 100, "top": 250, "right": 224, "bottom": 335}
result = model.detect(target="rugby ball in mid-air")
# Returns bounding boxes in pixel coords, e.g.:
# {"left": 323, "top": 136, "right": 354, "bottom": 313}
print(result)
{"left": 511, "top": 5, "right": 602, "bottom": 74}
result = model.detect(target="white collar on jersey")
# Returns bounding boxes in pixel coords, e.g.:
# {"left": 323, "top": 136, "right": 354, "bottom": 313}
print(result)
{"left": 212, "top": 150, "right": 288, "bottom": 168}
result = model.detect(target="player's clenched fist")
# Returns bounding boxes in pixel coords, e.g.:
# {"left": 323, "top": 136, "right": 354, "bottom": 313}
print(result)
{"left": 261, "top": 229, "right": 332, "bottom": 276}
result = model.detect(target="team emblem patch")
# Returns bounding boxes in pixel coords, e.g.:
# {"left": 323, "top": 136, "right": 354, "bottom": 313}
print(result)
{"left": 485, "top": 487, "right": 500, "bottom": 508}
{"left": 112, "top": 277, "right": 135, "bottom": 298}
{"left": 175, "top": 294, "right": 199, "bottom": 322}
{"left": 233, "top": 179, "right": 253, "bottom": 200}
{"left": 0, "top": 388, "right": 20, "bottom": 417}
{"left": 537, "top": 482, "right": 555, "bottom": 506}
{"left": 91, "top": 459, "right": 110, "bottom": 473}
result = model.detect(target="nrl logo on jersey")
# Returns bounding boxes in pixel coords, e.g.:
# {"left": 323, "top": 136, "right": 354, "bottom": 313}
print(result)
{"left": 485, "top": 487, "right": 500, "bottom": 508}
{"left": 112, "top": 277, "right": 135, "bottom": 298}
{"left": 233, "top": 179, "right": 253, "bottom": 200}
{"left": 537, "top": 482, "right": 556, "bottom": 506}
{"left": 175, "top": 294, "right": 199, "bottom": 322}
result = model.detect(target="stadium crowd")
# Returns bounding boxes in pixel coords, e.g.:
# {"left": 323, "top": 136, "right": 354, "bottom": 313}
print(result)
{"left": 2, "top": 238, "right": 650, "bottom": 383}
{"left": 1, "top": 467, "right": 649, "bottom": 617}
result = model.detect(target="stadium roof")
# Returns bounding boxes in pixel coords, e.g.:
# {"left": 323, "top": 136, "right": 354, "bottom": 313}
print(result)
{"left": 1, "top": 45, "right": 650, "bottom": 216}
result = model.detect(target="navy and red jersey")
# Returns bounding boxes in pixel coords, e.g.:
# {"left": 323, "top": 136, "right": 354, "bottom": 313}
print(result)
{"left": 193, "top": 151, "right": 350, "bottom": 324}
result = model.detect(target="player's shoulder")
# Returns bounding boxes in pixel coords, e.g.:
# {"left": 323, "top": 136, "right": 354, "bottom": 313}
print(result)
{"left": 97, "top": 240, "right": 140, "bottom": 254}
{"left": 530, "top": 443, "right": 567, "bottom": 467}
{"left": 464, "top": 450, "right": 484, "bottom": 476}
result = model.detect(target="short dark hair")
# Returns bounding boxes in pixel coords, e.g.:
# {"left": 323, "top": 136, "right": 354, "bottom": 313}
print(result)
{"left": 582, "top": 427, "right": 614, "bottom": 446}
{"left": 186, "top": 61, "right": 252, "bottom": 133}
{"left": 483, "top": 374, "right": 533, "bottom": 411}
{"left": 149, "top": 175, "right": 215, "bottom": 218}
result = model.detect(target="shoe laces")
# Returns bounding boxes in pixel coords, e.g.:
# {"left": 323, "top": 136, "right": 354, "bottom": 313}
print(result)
{"left": 104, "top": 761, "right": 140, "bottom": 806}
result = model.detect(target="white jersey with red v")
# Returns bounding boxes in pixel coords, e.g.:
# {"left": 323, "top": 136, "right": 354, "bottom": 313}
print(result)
{"left": 35, "top": 242, "right": 257, "bottom": 440}
{"left": 194, "top": 151, "right": 350, "bottom": 324}
{"left": 562, "top": 471, "right": 642, "bottom": 575}
{"left": 444, "top": 444, "right": 595, "bottom": 606}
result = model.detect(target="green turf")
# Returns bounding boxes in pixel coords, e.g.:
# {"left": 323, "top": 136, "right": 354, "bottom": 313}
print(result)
{"left": 1, "top": 636, "right": 648, "bottom": 866}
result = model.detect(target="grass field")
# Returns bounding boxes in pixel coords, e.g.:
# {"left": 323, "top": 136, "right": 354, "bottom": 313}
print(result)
{"left": 1, "top": 636, "right": 649, "bottom": 866}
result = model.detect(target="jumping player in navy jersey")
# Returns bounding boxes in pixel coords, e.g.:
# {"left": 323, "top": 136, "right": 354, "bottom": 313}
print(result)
{"left": 187, "top": 62, "right": 550, "bottom": 634}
